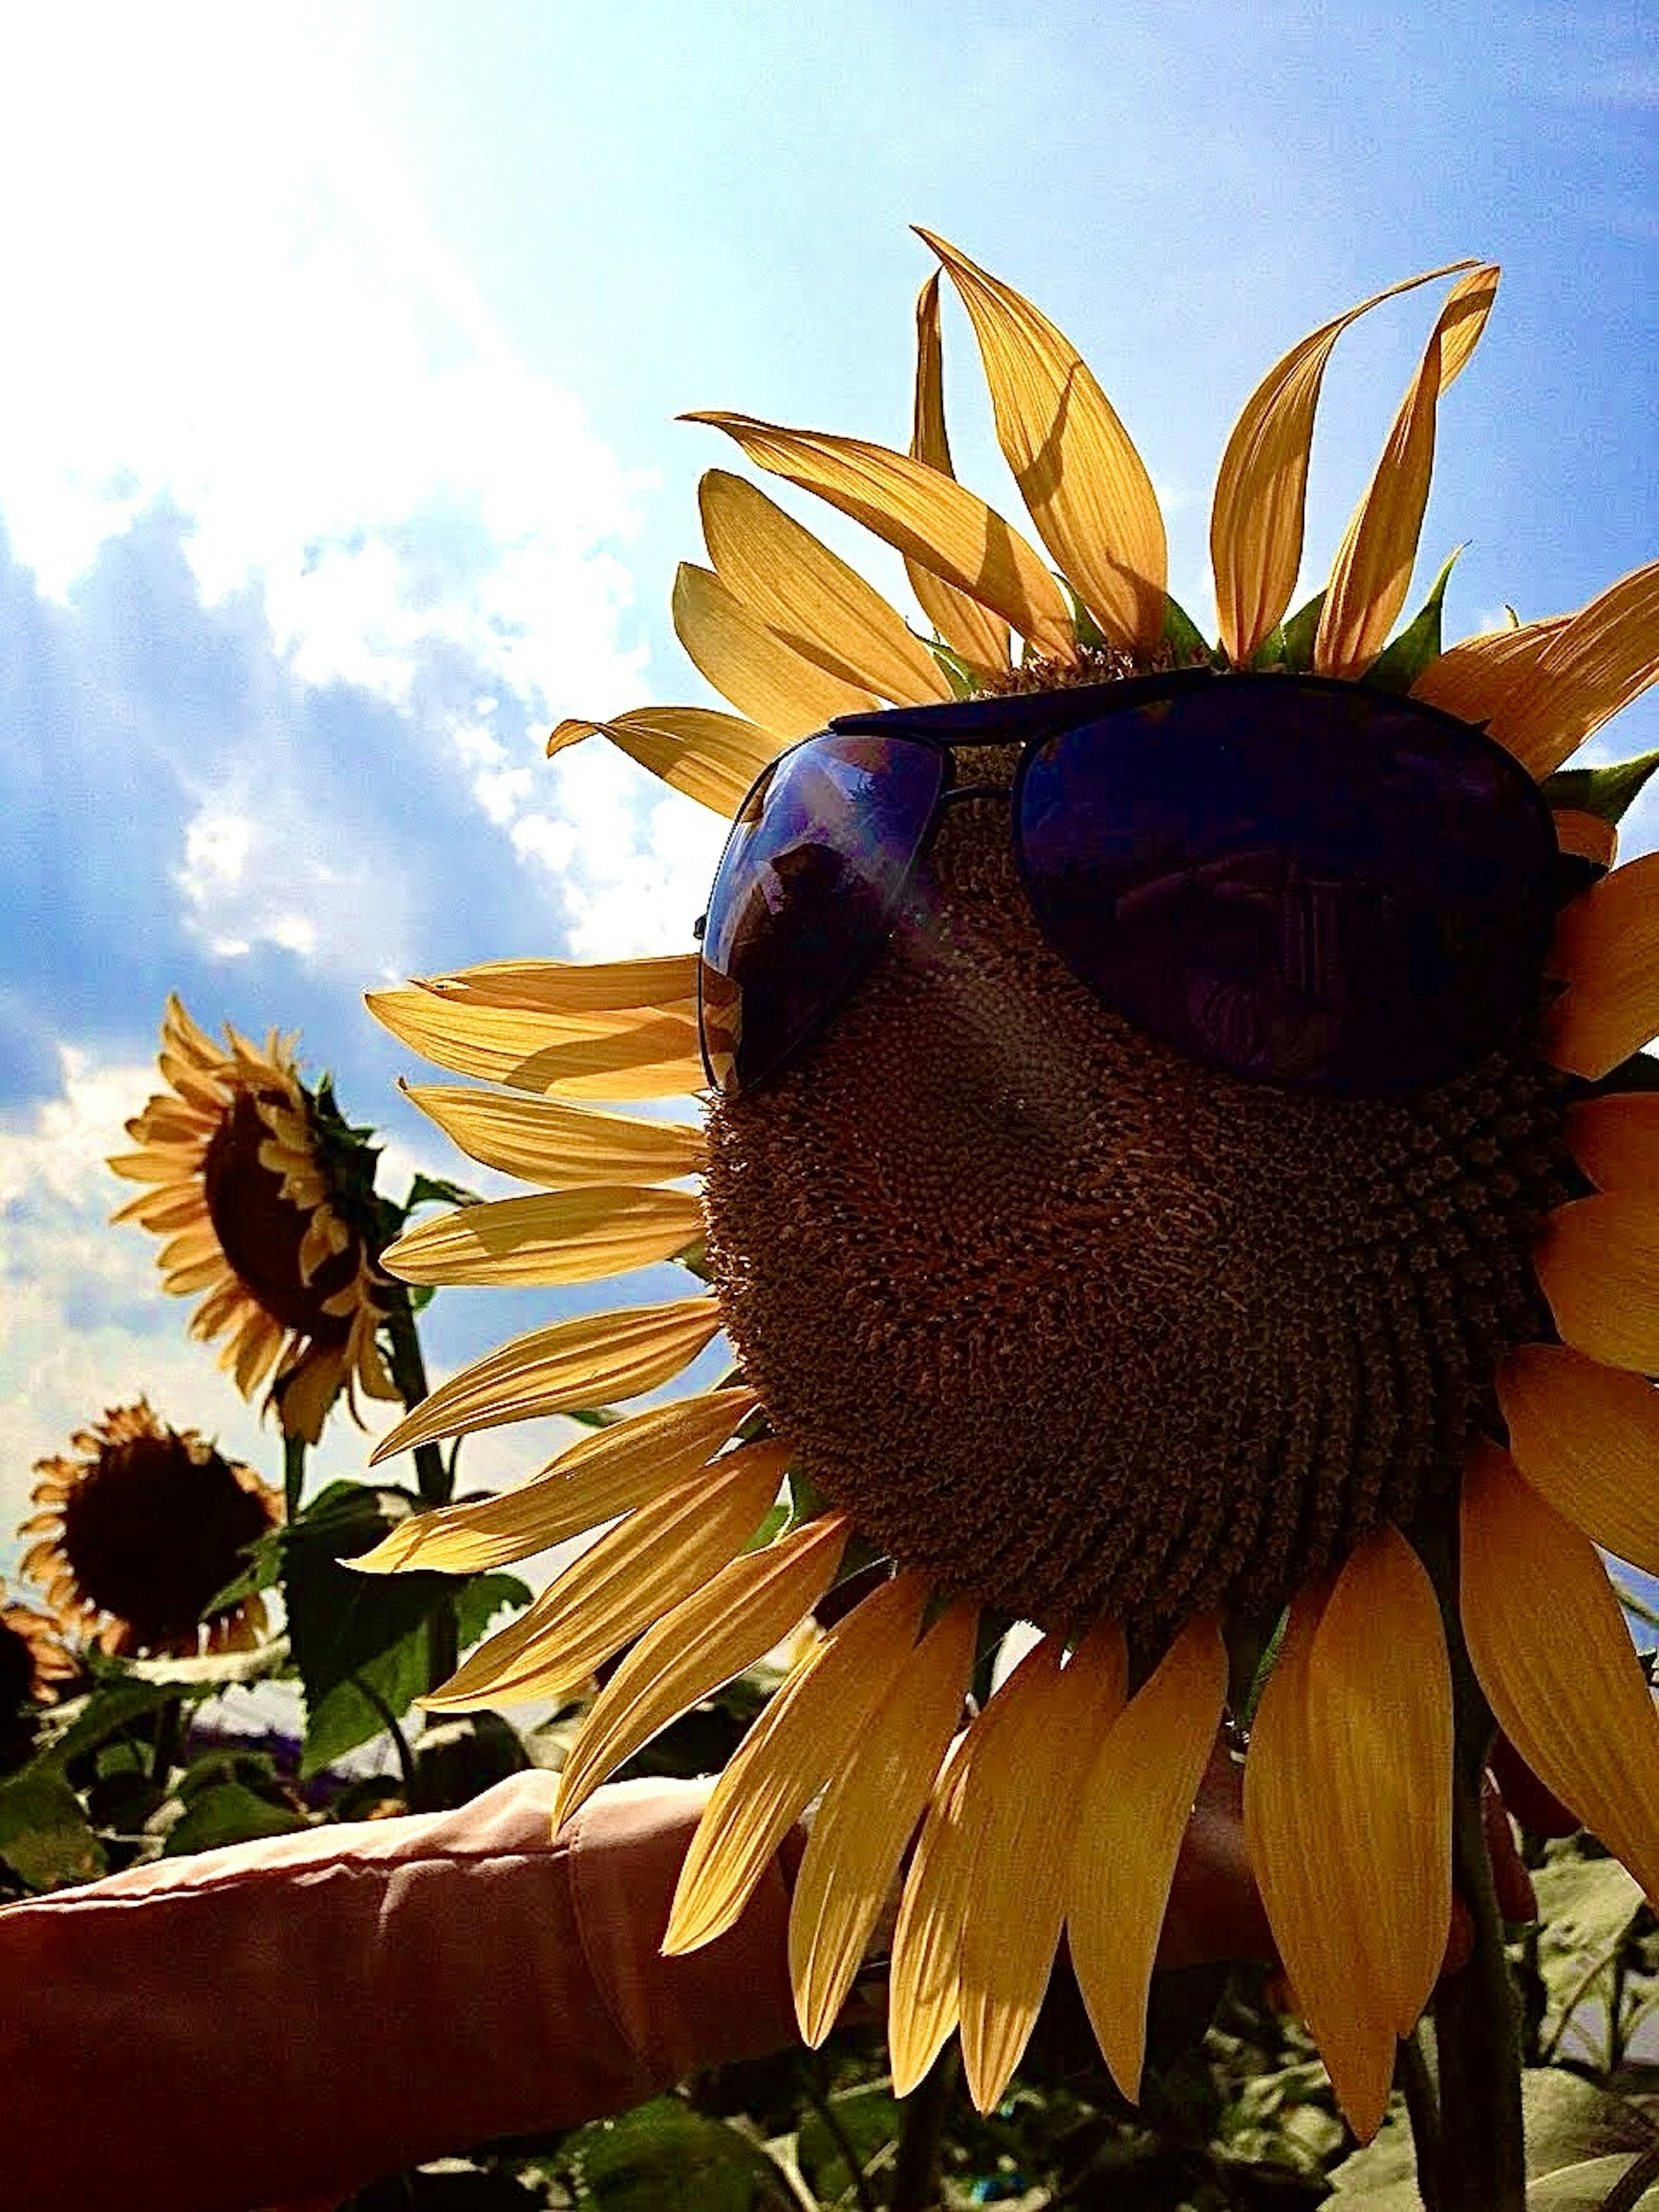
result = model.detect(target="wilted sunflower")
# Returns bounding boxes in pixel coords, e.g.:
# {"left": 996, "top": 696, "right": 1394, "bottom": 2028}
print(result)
{"left": 0, "top": 1584, "right": 78, "bottom": 1711}
{"left": 22, "top": 1399, "right": 280, "bottom": 1656}
{"left": 357, "top": 237, "right": 1659, "bottom": 2137}
{"left": 111, "top": 996, "right": 400, "bottom": 1443}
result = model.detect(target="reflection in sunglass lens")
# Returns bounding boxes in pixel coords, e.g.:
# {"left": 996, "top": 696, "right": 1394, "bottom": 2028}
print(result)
{"left": 1016, "top": 678, "right": 1558, "bottom": 1095}
{"left": 699, "top": 731, "right": 947, "bottom": 1095}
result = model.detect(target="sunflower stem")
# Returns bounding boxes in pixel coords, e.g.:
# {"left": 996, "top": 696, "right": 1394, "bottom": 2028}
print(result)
{"left": 380, "top": 1289, "right": 458, "bottom": 1688}
{"left": 351, "top": 1670, "right": 419, "bottom": 1803}
{"left": 888, "top": 2044, "right": 956, "bottom": 2212}
{"left": 282, "top": 1433, "right": 307, "bottom": 1522}
{"left": 1430, "top": 1763, "right": 1526, "bottom": 2212}
{"left": 1395, "top": 2029, "right": 1443, "bottom": 2212}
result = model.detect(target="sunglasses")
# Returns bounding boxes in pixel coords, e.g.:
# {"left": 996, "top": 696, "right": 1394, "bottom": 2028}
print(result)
{"left": 695, "top": 669, "right": 1563, "bottom": 1101}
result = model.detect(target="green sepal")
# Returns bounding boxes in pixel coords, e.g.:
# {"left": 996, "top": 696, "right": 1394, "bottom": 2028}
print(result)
{"left": 1542, "top": 750, "right": 1659, "bottom": 826}
{"left": 1162, "top": 593, "right": 1215, "bottom": 667}
{"left": 918, "top": 632, "right": 977, "bottom": 699}
{"left": 401, "top": 1172, "right": 483, "bottom": 1216}
{"left": 1365, "top": 544, "right": 1465, "bottom": 693}
{"left": 1060, "top": 576, "right": 1110, "bottom": 654}
{"left": 1252, "top": 589, "right": 1326, "bottom": 674}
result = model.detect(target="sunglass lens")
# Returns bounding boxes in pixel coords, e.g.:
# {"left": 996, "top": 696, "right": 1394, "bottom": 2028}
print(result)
{"left": 699, "top": 731, "right": 947, "bottom": 1095}
{"left": 1017, "top": 677, "right": 1557, "bottom": 1094}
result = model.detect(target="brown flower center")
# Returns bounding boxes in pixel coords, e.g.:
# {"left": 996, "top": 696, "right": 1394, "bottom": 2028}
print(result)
{"left": 59, "top": 1435, "right": 273, "bottom": 1645}
{"left": 203, "top": 1089, "right": 356, "bottom": 1338}
{"left": 702, "top": 760, "right": 1574, "bottom": 1636}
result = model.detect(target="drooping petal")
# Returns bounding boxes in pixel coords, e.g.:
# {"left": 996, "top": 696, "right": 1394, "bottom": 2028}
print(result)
{"left": 1552, "top": 810, "right": 1619, "bottom": 870}
{"left": 547, "top": 705, "right": 780, "bottom": 814}
{"left": 666, "top": 1572, "right": 929, "bottom": 1955}
{"left": 672, "top": 562, "right": 878, "bottom": 735}
{"left": 1461, "top": 1441, "right": 1659, "bottom": 1899}
{"left": 1211, "top": 263, "right": 1478, "bottom": 666}
{"left": 908, "top": 274, "right": 1011, "bottom": 676}
{"left": 402, "top": 1084, "right": 705, "bottom": 1190}
{"left": 920, "top": 229, "right": 1166, "bottom": 654}
{"left": 1243, "top": 1585, "right": 1398, "bottom": 2142}
{"left": 420, "top": 1440, "right": 791, "bottom": 1710}
{"left": 699, "top": 470, "right": 950, "bottom": 706}
{"left": 553, "top": 1513, "right": 850, "bottom": 1824}
{"left": 684, "top": 410, "right": 1077, "bottom": 661}
{"left": 1307, "top": 1532, "right": 1452, "bottom": 2036}
{"left": 1533, "top": 1194, "right": 1659, "bottom": 1373}
{"left": 1498, "top": 1344, "right": 1659, "bottom": 1576}
{"left": 1543, "top": 852, "right": 1659, "bottom": 1079}
{"left": 887, "top": 1731, "right": 975, "bottom": 2097}
{"left": 1314, "top": 266, "right": 1500, "bottom": 680}
{"left": 417, "top": 954, "right": 698, "bottom": 1017}
{"left": 366, "top": 989, "right": 703, "bottom": 1101}
{"left": 1484, "top": 563, "right": 1659, "bottom": 780}
{"left": 381, "top": 1185, "right": 706, "bottom": 1288}
{"left": 350, "top": 1385, "right": 760, "bottom": 1575}
{"left": 789, "top": 1599, "right": 977, "bottom": 2046}
{"left": 1069, "top": 1618, "right": 1225, "bottom": 2104}
{"left": 1567, "top": 1092, "right": 1659, "bottom": 1197}
{"left": 369, "top": 1296, "right": 723, "bottom": 1461}
{"left": 958, "top": 1627, "right": 1126, "bottom": 2112}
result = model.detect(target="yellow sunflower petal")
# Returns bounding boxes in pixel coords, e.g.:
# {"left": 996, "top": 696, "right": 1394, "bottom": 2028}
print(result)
{"left": 1553, "top": 810, "right": 1618, "bottom": 870}
{"left": 553, "top": 1513, "right": 851, "bottom": 1825}
{"left": 381, "top": 1185, "right": 705, "bottom": 1289}
{"left": 547, "top": 705, "right": 780, "bottom": 815}
{"left": 699, "top": 470, "right": 951, "bottom": 706}
{"left": 1498, "top": 1344, "right": 1659, "bottom": 1577}
{"left": 907, "top": 274, "right": 1011, "bottom": 677}
{"left": 1408, "top": 611, "right": 1567, "bottom": 744}
{"left": 1305, "top": 1531, "right": 1452, "bottom": 2037}
{"left": 1211, "top": 262, "right": 1478, "bottom": 666}
{"left": 959, "top": 1627, "right": 1126, "bottom": 2113}
{"left": 1069, "top": 1618, "right": 1226, "bottom": 2104}
{"left": 1533, "top": 1193, "right": 1659, "bottom": 1372}
{"left": 672, "top": 562, "right": 878, "bottom": 736}
{"left": 888, "top": 1731, "right": 975, "bottom": 2097}
{"left": 919, "top": 229, "right": 1166, "bottom": 655}
{"left": 1567, "top": 1092, "right": 1659, "bottom": 1196}
{"left": 1243, "top": 1585, "right": 1398, "bottom": 2142}
{"left": 1543, "top": 852, "right": 1659, "bottom": 1079}
{"left": 1314, "top": 265, "right": 1500, "bottom": 680}
{"left": 403, "top": 1083, "right": 705, "bottom": 1190}
{"left": 666, "top": 1571, "right": 930, "bottom": 1954}
{"left": 417, "top": 954, "right": 698, "bottom": 1018}
{"left": 366, "top": 988, "right": 703, "bottom": 1101}
{"left": 684, "top": 410, "right": 1077, "bottom": 661}
{"left": 1485, "top": 562, "right": 1659, "bottom": 780}
{"left": 351, "top": 1386, "right": 760, "bottom": 1576}
{"left": 1461, "top": 1440, "right": 1659, "bottom": 1899}
{"left": 369, "top": 1296, "right": 723, "bottom": 1461}
{"left": 790, "top": 1599, "right": 977, "bottom": 2046}
{"left": 421, "top": 1439, "right": 790, "bottom": 1710}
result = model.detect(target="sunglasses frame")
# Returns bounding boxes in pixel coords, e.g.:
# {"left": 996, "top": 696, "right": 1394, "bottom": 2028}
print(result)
{"left": 695, "top": 666, "right": 1565, "bottom": 1099}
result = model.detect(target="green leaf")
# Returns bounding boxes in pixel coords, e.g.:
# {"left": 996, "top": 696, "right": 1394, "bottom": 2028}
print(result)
{"left": 1365, "top": 544, "right": 1465, "bottom": 693}
{"left": 797, "top": 2084, "right": 901, "bottom": 2202}
{"left": 1520, "top": 2067, "right": 1655, "bottom": 2178}
{"left": 566, "top": 2098, "right": 790, "bottom": 2211}
{"left": 1526, "top": 2153, "right": 1659, "bottom": 2209}
{"left": 456, "top": 1573, "right": 533, "bottom": 1651}
{"left": 162, "top": 1780, "right": 310, "bottom": 1857}
{"left": 404, "top": 1173, "right": 484, "bottom": 1216}
{"left": 0, "top": 1768, "right": 107, "bottom": 1890}
{"left": 1543, "top": 750, "right": 1659, "bottom": 827}
{"left": 1253, "top": 588, "right": 1326, "bottom": 674}
{"left": 410, "top": 1713, "right": 531, "bottom": 1813}
{"left": 1162, "top": 593, "right": 1214, "bottom": 666}
{"left": 31, "top": 1672, "right": 207, "bottom": 1773}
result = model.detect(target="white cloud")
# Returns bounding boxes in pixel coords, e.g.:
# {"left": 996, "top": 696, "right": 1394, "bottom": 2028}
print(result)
{"left": 0, "top": 6, "right": 728, "bottom": 975}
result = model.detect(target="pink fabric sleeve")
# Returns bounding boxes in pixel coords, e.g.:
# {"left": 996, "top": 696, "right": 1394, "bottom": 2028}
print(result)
{"left": 0, "top": 1773, "right": 800, "bottom": 2212}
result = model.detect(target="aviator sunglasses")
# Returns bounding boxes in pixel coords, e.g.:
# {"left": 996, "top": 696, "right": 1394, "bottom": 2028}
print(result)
{"left": 695, "top": 668, "right": 1564, "bottom": 1101}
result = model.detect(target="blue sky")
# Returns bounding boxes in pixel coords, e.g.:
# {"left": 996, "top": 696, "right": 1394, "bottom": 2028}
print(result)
{"left": 0, "top": 1, "right": 1655, "bottom": 1575}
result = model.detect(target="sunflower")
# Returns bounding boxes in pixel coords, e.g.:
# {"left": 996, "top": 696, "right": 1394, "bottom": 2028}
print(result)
{"left": 111, "top": 996, "right": 400, "bottom": 1443}
{"left": 0, "top": 1585, "right": 78, "bottom": 1711}
{"left": 21, "top": 1399, "right": 281, "bottom": 1656}
{"left": 355, "top": 238, "right": 1659, "bottom": 2139}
